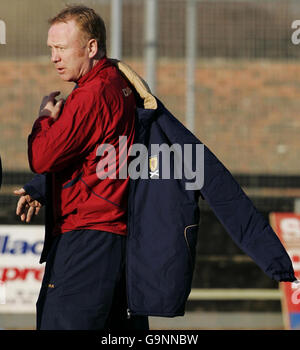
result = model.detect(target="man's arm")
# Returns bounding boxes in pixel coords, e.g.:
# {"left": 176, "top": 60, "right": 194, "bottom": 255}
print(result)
{"left": 23, "top": 173, "right": 46, "bottom": 204}
{"left": 28, "top": 89, "right": 104, "bottom": 174}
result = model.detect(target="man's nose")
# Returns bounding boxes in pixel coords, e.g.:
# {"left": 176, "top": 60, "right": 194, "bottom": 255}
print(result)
{"left": 51, "top": 51, "right": 61, "bottom": 63}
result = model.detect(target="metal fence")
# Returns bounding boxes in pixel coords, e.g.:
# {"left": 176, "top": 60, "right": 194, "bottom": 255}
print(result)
{"left": 0, "top": 0, "right": 299, "bottom": 199}
{"left": 0, "top": 0, "right": 300, "bottom": 166}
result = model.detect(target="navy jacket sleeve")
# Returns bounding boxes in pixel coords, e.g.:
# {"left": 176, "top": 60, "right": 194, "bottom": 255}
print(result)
{"left": 156, "top": 100, "right": 295, "bottom": 282}
{"left": 23, "top": 173, "right": 46, "bottom": 205}
{"left": 201, "top": 145, "right": 295, "bottom": 282}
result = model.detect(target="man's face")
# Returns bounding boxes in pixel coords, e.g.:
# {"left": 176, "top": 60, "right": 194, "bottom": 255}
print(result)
{"left": 47, "top": 20, "right": 91, "bottom": 82}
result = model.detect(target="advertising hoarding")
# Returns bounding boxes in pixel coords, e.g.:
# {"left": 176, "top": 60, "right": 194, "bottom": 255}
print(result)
{"left": 0, "top": 225, "right": 44, "bottom": 313}
{"left": 270, "top": 213, "right": 300, "bottom": 330}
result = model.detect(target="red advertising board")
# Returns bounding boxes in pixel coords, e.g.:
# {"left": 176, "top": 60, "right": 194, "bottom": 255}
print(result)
{"left": 270, "top": 213, "right": 300, "bottom": 330}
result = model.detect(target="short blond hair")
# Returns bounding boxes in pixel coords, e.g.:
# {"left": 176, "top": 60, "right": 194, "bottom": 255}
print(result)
{"left": 49, "top": 4, "right": 106, "bottom": 57}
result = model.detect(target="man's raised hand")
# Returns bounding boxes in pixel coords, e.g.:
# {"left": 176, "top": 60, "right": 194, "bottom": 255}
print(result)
{"left": 39, "top": 91, "right": 65, "bottom": 120}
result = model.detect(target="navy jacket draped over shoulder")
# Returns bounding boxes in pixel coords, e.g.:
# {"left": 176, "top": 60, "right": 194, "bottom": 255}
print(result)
{"left": 24, "top": 61, "right": 295, "bottom": 317}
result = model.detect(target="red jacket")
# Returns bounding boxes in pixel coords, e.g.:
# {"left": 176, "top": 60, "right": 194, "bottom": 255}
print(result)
{"left": 28, "top": 57, "right": 136, "bottom": 235}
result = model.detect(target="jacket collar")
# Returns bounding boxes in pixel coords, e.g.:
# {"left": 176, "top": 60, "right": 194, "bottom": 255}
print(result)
{"left": 77, "top": 56, "right": 111, "bottom": 87}
{"left": 111, "top": 59, "right": 158, "bottom": 127}
{"left": 112, "top": 60, "right": 157, "bottom": 110}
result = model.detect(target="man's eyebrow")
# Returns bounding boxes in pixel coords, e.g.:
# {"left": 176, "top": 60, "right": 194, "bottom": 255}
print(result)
{"left": 47, "top": 42, "right": 66, "bottom": 48}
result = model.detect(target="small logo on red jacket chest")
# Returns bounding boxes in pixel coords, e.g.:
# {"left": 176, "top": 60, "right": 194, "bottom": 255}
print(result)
{"left": 122, "top": 87, "right": 132, "bottom": 97}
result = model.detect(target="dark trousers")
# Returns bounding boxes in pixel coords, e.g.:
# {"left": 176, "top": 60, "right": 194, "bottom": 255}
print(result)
{"left": 36, "top": 229, "right": 149, "bottom": 330}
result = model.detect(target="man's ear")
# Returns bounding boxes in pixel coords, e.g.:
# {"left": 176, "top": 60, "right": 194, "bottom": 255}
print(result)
{"left": 88, "top": 38, "right": 98, "bottom": 58}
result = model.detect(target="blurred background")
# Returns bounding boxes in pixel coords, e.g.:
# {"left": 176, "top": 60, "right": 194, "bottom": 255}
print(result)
{"left": 0, "top": 0, "right": 300, "bottom": 330}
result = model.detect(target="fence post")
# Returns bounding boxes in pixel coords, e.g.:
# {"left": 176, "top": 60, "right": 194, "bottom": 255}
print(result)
{"left": 145, "top": 0, "right": 158, "bottom": 94}
{"left": 0, "top": 20, "right": 6, "bottom": 45}
{"left": 111, "top": 0, "right": 123, "bottom": 59}
{"left": 294, "top": 199, "right": 300, "bottom": 213}
{"left": 186, "top": 0, "right": 197, "bottom": 132}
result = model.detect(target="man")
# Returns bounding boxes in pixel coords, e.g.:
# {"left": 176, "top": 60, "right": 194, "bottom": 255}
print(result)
{"left": 15, "top": 4, "right": 297, "bottom": 331}
{"left": 15, "top": 5, "right": 148, "bottom": 330}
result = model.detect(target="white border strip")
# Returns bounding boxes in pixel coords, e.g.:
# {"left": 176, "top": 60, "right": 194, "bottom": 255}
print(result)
{"left": 189, "top": 289, "right": 281, "bottom": 300}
